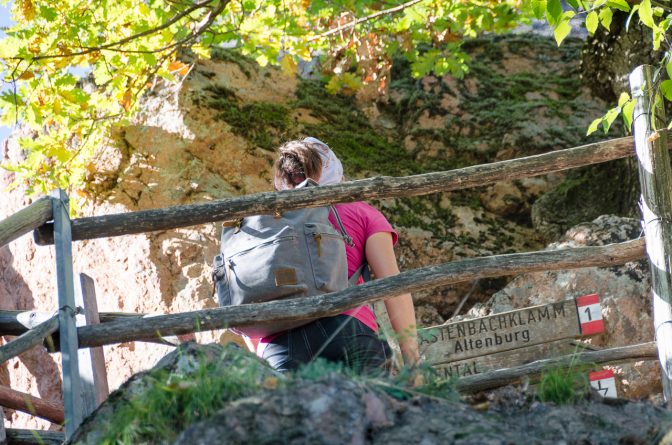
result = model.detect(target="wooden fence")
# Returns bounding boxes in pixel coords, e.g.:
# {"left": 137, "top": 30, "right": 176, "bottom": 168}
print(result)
{"left": 0, "top": 64, "right": 670, "bottom": 443}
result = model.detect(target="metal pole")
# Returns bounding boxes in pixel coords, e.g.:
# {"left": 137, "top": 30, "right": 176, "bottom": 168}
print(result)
{"left": 630, "top": 65, "right": 672, "bottom": 402}
{"left": 51, "top": 189, "right": 83, "bottom": 436}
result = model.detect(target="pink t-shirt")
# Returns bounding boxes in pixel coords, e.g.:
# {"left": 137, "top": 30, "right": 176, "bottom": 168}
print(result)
{"left": 256, "top": 201, "right": 397, "bottom": 354}
{"left": 328, "top": 202, "right": 398, "bottom": 331}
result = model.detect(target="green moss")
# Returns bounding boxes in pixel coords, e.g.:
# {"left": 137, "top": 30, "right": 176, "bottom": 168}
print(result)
{"left": 205, "top": 87, "right": 291, "bottom": 151}
{"left": 293, "top": 80, "right": 417, "bottom": 176}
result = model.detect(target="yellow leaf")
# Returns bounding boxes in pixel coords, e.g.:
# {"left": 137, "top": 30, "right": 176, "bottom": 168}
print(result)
{"left": 121, "top": 89, "right": 133, "bottom": 112}
{"left": 59, "top": 90, "right": 77, "bottom": 103}
{"left": 280, "top": 55, "right": 298, "bottom": 76}
{"left": 295, "top": 45, "right": 312, "bottom": 61}
{"left": 18, "top": 0, "right": 36, "bottom": 21}
{"left": 53, "top": 98, "right": 62, "bottom": 115}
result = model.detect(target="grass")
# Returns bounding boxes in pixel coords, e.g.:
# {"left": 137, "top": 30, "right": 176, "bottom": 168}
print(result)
{"left": 536, "top": 350, "right": 593, "bottom": 405}
{"left": 95, "top": 344, "right": 462, "bottom": 445}
{"left": 99, "top": 346, "right": 272, "bottom": 445}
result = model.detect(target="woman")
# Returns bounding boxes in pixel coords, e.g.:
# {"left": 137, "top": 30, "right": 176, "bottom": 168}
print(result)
{"left": 253, "top": 137, "right": 420, "bottom": 374}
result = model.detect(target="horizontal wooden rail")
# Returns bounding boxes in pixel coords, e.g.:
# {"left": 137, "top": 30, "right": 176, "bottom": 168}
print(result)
{"left": 34, "top": 136, "right": 640, "bottom": 245}
{"left": 0, "top": 314, "right": 59, "bottom": 365}
{"left": 456, "top": 342, "right": 658, "bottom": 393}
{"left": 0, "top": 196, "right": 52, "bottom": 248}
{"left": 6, "top": 428, "right": 64, "bottom": 445}
{"left": 0, "top": 237, "right": 645, "bottom": 335}
{"left": 0, "top": 385, "right": 64, "bottom": 425}
{"left": 76, "top": 238, "right": 645, "bottom": 348}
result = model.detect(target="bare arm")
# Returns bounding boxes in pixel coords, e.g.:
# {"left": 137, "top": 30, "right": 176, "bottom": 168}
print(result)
{"left": 365, "top": 232, "right": 420, "bottom": 366}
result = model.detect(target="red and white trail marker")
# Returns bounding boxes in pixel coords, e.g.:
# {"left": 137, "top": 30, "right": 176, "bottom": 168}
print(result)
{"left": 576, "top": 294, "right": 604, "bottom": 335}
{"left": 589, "top": 369, "right": 617, "bottom": 399}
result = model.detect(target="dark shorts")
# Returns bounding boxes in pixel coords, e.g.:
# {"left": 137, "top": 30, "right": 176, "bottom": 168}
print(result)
{"left": 261, "top": 315, "right": 392, "bottom": 376}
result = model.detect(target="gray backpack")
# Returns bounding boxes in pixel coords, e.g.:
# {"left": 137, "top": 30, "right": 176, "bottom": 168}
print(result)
{"left": 212, "top": 180, "right": 356, "bottom": 337}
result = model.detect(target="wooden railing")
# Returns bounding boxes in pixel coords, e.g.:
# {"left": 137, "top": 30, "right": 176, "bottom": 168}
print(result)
{"left": 0, "top": 64, "right": 670, "bottom": 442}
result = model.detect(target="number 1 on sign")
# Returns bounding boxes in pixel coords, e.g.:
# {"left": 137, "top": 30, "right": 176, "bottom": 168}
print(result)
{"left": 584, "top": 307, "right": 592, "bottom": 321}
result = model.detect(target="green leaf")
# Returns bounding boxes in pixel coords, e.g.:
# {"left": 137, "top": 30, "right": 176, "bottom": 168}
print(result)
{"left": 622, "top": 99, "right": 636, "bottom": 131}
{"left": 639, "top": 0, "right": 654, "bottom": 28}
{"left": 666, "top": 61, "right": 672, "bottom": 80}
{"left": 603, "top": 106, "right": 621, "bottom": 132}
{"left": 617, "top": 92, "right": 630, "bottom": 107}
{"left": 606, "top": 0, "right": 630, "bottom": 12}
{"left": 626, "top": 4, "right": 640, "bottom": 30}
{"left": 599, "top": 7, "right": 613, "bottom": 30}
{"left": 553, "top": 19, "right": 572, "bottom": 46}
{"left": 587, "top": 117, "right": 602, "bottom": 135}
{"left": 566, "top": 0, "right": 579, "bottom": 8}
{"left": 546, "top": 0, "right": 563, "bottom": 25}
{"left": 532, "top": 0, "right": 547, "bottom": 19}
{"left": 660, "top": 80, "right": 672, "bottom": 100}
{"left": 586, "top": 11, "right": 598, "bottom": 34}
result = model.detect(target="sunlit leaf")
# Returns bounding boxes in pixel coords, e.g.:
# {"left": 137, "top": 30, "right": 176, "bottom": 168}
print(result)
{"left": 606, "top": 0, "right": 630, "bottom": 12}
{"left": 660, "top": 80, "right": 672, "bottom": 101}
{"left": 599, "top": 7, "right": 613, "bottom": 30}
{"left": 553, "top": 19, "right": 572, "bottom": 46}
{"left": 622, "top": 99, "right": 635, "bottom": 131}
{"left": 587, "top": 117, "right": 602, "bottom": 135}
{"left": 638, "top": 0, "right": 654, "bottom": 28}
{"left": 586, "top": 11, "right": 598, "bottom": 34}
{"left": 280, "top": 55, "right": 298, "bottom": 76}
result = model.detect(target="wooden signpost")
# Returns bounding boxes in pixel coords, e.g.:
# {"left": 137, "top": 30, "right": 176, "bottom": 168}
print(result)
{"left": 420, "top": 295, "right": 605, "bottom": 377}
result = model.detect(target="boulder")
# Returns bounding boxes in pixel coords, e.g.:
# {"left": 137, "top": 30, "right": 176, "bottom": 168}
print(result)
{"left": 471, "top": 215, "right": 658, "bottom": 399}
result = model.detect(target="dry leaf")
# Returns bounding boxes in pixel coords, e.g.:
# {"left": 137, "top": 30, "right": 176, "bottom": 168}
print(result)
{"left": 168, "top": 60, "right": 191, "bottom": 77}
{"left": 121, "top": 89, "right": 133, "bottom": 112}
{"left": 648, "top": 131, "right": 661, "bottom": 142}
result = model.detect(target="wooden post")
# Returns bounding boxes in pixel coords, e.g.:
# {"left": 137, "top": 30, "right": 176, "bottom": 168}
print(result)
{"left": 0, "top": 407, "right": 6, "bottom": 445}
{"left": 51, "top": 190, "right": 83, "bottom": 437}
{"left": 630, "top": 65, "right": 672, "bottom": 401}
{"left": 74, "top": 273, "right": 109, "bottom": 414}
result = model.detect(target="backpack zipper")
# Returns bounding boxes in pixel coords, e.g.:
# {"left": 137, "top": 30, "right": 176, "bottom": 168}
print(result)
{"left": 228, "top": 235, "right": 297, "bottom": 260}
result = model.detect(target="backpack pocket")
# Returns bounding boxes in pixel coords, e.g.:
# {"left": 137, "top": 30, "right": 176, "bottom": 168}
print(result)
{"left": 304, "top": 222, "right": 348, "bottom": 293}
{"left": 225, "top": 229, "right": 308, "bottom": 304}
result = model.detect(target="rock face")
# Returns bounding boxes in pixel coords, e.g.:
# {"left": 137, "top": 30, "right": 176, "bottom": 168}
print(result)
{"left": 0, "top": 33, "right": 652, "bottom": 432}
{"left": 70, "top": 343, "right": 672, "bottom": 445}
{"left": 471, "top": 215, "right": 658, "bottom": 399}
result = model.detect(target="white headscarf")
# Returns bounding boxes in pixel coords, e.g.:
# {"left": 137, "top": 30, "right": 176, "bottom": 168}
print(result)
{"left": 303, "top": 137, "right": 343, "bottom": 186}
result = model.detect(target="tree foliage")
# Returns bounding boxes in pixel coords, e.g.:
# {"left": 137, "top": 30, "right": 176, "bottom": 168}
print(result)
{"left": 0, "top": 0, "right": 525, "bottom": 201}
{"left": 537, "top": 0, "right": 668, "bottom": 136}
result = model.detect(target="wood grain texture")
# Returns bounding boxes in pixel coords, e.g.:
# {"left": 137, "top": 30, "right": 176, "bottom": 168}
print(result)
{"left": 456, "top": 342, "right": 658, "bottom": 393}
{"left": 0, "top": 385, "right": 64, "bottom": 424}
{"left": 0, "top": 314, "right": 58, "bottom": 364}
{"left": 33, "top": 137, "right": 639, "bottom": 244}
{"left": 76, "top": 239, "right": 645, "bottom": 348}
{"left": 0, "top": 197, "right": 51, "bottom": 248}
{"left": 433, "top": 340, "right": 578, "bottom": 379}
{"left": 420, "top": 300, "right": 581, "bottom": 365}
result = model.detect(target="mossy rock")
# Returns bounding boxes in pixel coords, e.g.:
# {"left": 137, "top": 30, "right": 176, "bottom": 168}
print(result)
{"left": 531, "top": 159, "right": 641, "bottom": 241}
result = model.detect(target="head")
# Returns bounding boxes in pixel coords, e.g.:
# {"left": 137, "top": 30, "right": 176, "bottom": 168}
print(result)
{"left": 273, "top": 137, "right": 343, "bottom": 190}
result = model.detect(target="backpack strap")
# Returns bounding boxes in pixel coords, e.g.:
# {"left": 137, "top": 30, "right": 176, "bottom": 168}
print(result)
{"left": 348, "top": 261, "right": 371, "bottom": 286}
{"left": 296, "top": 178, "right": 354, "bottom": 247}
{"left": 329, "top": 205, "right": 354, "bottom": 247}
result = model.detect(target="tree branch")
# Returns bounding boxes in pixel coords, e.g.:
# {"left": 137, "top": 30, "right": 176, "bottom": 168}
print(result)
{"left": 307, "top": 0, "right": 426, "bottom": 42}
{"left": 8, "top": 0, "right": 223, "bottom": 62}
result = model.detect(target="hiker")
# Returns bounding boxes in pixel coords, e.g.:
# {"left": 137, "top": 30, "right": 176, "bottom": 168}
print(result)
{"left": 250, "top": 137, "right": 420, "bottom": 374}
